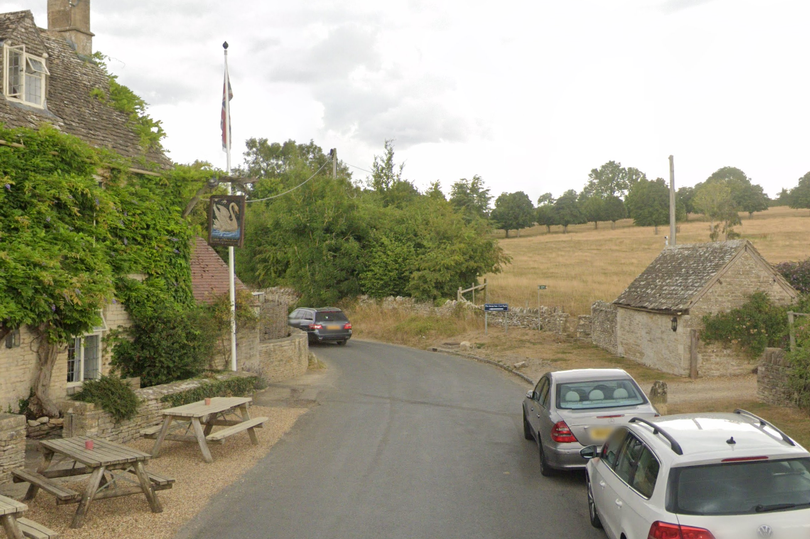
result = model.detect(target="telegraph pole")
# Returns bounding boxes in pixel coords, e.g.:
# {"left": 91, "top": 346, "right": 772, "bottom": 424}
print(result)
{"left": 669, "top": 155, "right": 676, "bottom": 247}
{"left": 331, "top": 148, "right": 337, "bottom": 178}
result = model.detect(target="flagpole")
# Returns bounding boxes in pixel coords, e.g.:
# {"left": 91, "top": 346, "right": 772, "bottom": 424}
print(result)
{"left": 224, "top": 42, "right": 237, "bottom": 372}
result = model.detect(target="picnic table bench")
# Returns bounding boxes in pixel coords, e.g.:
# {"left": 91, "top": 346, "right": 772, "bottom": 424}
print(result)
{"left": 0, "top": 494, "right": 58, "bottom": 539}
{"left": 146, "top": 397, "right": 267, "bottom": 463}
{"left": 12, "top": 437, "right": 172, "bottom": 529}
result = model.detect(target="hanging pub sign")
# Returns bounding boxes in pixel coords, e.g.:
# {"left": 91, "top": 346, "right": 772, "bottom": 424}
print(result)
{"left": 208, "top": 195, "right": 246, "bottom": 248}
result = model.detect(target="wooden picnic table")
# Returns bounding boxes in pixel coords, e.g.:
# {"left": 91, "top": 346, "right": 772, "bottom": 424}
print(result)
{"left": 0, "top": 494, "right": 28, "bottom": 539}
{"left": 15, "top": 436, "right": 169, "bottom": 529}
{"left": 148, "top": 396, "right": 267, "bottom": 463}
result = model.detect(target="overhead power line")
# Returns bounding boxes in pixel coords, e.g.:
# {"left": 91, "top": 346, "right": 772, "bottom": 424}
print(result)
{"left": 246, "top": 159, "right": 331, "bottom": 203}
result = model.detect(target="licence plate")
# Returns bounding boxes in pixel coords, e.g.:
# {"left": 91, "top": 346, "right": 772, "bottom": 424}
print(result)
{"left": 327, "top": 325, "right": 341, "bottom": 330}
{"left": 589, "top": 427, "right": 614, "bottom": 441}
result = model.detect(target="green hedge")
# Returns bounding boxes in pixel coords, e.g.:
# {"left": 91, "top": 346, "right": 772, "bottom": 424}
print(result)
{"left": 160, "top": 376, "right": 261, "bottom": 408}
{"left": 72, "top": 376, "right": 140, "bottom": 422}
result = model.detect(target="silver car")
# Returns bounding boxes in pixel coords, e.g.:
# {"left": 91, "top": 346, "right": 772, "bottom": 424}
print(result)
{"left": 522, "top": 368, "right": 659, "bottom": 476}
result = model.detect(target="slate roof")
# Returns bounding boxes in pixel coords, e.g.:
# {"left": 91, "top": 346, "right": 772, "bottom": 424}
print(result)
{"left": 0, "top": 11, "right": 170, "bottom": 167}
{"left": 190, "top": 237, "right": 250, "bottom": 305}
{"left": 613, "top": 240, "right": 787, "bottom": 313}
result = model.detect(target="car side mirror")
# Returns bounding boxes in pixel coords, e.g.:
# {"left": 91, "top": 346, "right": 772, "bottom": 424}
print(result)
{"left": 526, "top": 390, "right": 534, "bottom": 400}
{"left": 580, "top": 445, "right": 599, "bottom": 460}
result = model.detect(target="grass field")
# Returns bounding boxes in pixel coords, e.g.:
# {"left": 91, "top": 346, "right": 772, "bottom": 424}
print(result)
{"left": 484, "top": 206, "right": 810, "bottom": 316}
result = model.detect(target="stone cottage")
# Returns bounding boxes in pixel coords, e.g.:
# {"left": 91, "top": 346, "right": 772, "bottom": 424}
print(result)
{"left": 607, "top": 240, "right": 797, "bottom": 377}
{"left": 0, "top": 0, "right": 170, "bottom": 412}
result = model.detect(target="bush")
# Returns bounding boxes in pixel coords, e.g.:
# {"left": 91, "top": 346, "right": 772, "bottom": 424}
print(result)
{"left": 160, "top": 376, "right": 261, "bottom": 408}
{"left": 776, "top": 259, "right": 810, "bottom": 294}
{"left": 73, "top": 375, "right": 140, "bottom": 422}
{"left": 701, "top": 292, "right": 789, "bottom": 358}
{"left": 110, "top": 302, "right": 218, "bottom": 387}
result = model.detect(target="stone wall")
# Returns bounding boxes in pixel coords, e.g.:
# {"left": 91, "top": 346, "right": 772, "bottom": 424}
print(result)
{"left": 590, "top": 301, "right": 618, "bottom": 355}
{"left": 242, "top": 331, "right": 309, "bottom": 383}
{"left": 0, "top": 414, "right": 25, "bottom": 485}
{"left": 758, "top": 348, "right": 797, "bottom": 407}
{"left": 60, "top": 372, "right": 258, "bottom": 444}
{"left": 0, "top": 301, "right": 132, "bottom": 413}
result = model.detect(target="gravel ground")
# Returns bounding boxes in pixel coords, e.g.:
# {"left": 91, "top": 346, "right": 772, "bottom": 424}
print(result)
{"left": 9, "top": 405, "right": 307, "bottom": 539}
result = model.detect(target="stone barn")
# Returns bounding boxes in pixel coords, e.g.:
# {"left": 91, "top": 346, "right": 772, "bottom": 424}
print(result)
{"left": 611, "top": 240, "right": 797, "bottom": 377}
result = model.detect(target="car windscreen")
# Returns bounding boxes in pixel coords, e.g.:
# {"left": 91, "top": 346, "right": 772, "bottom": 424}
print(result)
{"left": 315, "top": 311, "right": 348, "bottom": 322}
{"left": 556, "top": 378, "right": 646, "bottom": 410}
{"left": 669, "top": 458, "right": 810, "bottom": 516}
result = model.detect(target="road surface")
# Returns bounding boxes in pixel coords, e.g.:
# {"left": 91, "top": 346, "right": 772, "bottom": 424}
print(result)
{"left": 176, "top": 340, "right": 605, "bottom": 539}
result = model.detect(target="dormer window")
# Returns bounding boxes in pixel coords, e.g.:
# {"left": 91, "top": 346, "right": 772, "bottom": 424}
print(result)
{"left": 3, "top": 44, "right": 49, "bottom": 108}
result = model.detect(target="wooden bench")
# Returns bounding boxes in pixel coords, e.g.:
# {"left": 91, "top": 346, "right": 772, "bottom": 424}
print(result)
{"left": 140, "top": 425, "right": 163, "bottom": 438}
{"left": 205, "top": 416, "right": 268, "bottom": 444}
{"left": 11, "top": 470, "right": 81, "bottom": 504}
{"left": 16, "top": 517, "right": 59, "bottom": 539}
{"left": 144, "top": 471, "right": 175, "bottom": 490}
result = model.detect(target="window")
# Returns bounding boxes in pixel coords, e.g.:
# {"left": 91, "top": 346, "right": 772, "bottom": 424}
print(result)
{"left": 5, "top": 328, "right": 20, "bottom": 349}
{"left": 3, "top": 44, "right": 49, "bottom": 108}
{"left": 67, "top": 334, "right": 101, "bottom": 384}
{"left": 557, "top": 378, "right": 647, "bottom": 410}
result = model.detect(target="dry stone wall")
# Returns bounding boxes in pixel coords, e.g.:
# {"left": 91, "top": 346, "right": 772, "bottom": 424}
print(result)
{"left": 0, "top": 413, "right": 25, "bottom": 485}
{"left": 60, "top": 372, "right": 258, "bottom": 444}
{"left": 590, "top": 301, "right": 618, "bottom": 355}
{"left": 758, "top": 348, "right": 797, "bottom": 407}
{"left": 242, "top": 331, "right": 309, "bottom": 383}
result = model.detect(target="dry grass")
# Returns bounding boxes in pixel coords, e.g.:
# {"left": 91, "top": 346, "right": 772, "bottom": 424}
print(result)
{"left": 485, "top": 206, "right": 810, "bottom": 315}
{"left": 13, "top": 406, "right": 307, "bottom": 539}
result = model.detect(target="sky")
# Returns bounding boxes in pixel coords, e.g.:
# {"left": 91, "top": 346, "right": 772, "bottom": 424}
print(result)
{"left": 5, "top": 0, "right": 810, "bottom": 200}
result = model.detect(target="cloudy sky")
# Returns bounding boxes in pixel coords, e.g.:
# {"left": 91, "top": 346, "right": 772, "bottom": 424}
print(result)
{"left": 6, "top": 0, "right": 810, "bottom": 200}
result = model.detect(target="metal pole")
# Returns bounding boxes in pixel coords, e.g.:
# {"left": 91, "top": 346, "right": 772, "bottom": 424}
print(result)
{"left": 224, "top": 43, "right": 237, "bottom": 372}
{"left": 505, "top": 309, "right": 508, "bottom": 335}
{"left": 669, "top": 155, "right": 676, "bottom": 247}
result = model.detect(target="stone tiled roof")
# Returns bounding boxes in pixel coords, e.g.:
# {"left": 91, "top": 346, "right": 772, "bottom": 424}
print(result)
{"left": 190, "top": 237, "right": 250, "bottom": 305}
{"left": 0, "top": 11, "right": 170, "bottom": 167}
{"left": 614, "top": 240, "right": 760, "bottom": 313}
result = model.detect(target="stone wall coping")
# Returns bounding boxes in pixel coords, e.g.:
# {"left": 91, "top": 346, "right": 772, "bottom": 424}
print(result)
{"left": 0, "top": 413, "right": 26, "bottom": 429}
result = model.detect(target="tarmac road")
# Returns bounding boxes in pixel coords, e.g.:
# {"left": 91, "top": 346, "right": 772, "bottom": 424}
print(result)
{"left": 175, "top": 340, "right": 605, "bottom": 539}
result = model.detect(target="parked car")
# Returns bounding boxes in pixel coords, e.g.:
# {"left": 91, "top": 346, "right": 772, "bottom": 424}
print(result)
{"left": 287, "top": 307, "right": 352, "bottom": 345}
{"left": 522, "top": 368, "right": 658, "bottom": 476}
{"left": 581, "top": 410, "right": 810, "bottom": 539}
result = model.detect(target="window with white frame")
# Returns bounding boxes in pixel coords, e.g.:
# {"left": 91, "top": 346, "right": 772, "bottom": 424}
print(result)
{"left": 66, "top": 312, "right": 107, "bottom": 385}
{"left": 3, "top": 44, "right": 49, "bottom": 108}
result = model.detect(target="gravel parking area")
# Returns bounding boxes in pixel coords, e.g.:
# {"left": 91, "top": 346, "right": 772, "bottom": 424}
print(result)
{"left": 7, "top": 405, "right": 307, "bottom": 539}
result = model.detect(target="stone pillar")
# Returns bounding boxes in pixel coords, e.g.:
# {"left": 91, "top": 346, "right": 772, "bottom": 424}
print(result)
{"left": 0, "top": 414, "right": 26, "bottom": 484}
{"left": 649, "top": 381, "right": 668, "bottom": 415}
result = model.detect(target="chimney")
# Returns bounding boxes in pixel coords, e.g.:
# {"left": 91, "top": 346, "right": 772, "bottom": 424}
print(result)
{"left": 47, "top": 0, "right": 94, "bottom": 56}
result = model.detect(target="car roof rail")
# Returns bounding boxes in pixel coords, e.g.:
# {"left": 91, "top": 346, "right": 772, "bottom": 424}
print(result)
{"left": 733, "top": 409, "right": 796, "bottom": 447}
{"left": 629, "top": 417, "right": 683, "bottom": 455}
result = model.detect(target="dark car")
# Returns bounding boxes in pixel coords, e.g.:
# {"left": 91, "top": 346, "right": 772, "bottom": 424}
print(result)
{"left": 288, "top": 307, "right": 352, "bottom": 345}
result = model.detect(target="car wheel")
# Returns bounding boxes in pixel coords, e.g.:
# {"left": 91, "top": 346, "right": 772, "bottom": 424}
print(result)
{"left": 586, "top": 473, "right": 603, "bottom": 529}
{"left": 523, "top": 411, "right": 533, "bottom": 441}
{"left": 538, "top": 439, "right": 554, "bottom": 477}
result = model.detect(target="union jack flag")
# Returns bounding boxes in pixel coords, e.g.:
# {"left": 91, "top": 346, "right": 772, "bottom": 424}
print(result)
{"left": 221, "top": 67, "right": 233, "bottom": 151}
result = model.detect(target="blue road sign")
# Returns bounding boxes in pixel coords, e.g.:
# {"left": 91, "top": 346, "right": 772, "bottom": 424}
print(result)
{"left": 484, "top": 303, "right": 508, "bottom": 312}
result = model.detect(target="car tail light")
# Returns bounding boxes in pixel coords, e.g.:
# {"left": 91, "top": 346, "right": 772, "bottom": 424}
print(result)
{"left": 721, "top": 456, "right": 768, "bottom": 462}
{"left": 596, "top": 414, "right": 623, "bottom": 419}
{"left": 343, "top": 323, "right": 352, "bottom": 330}
{"left": 551, "top": 421, "right": 577, "bottom": 443}
{"left": 309, "top": 324, "right": 323, "bottom": 330}
{"left": 647, "top": 521, "right": 715, "bottom": 539}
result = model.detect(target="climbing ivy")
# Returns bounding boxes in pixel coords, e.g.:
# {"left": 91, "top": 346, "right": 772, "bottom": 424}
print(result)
{"left": 90, "top": 52, "right": 166, "bottom": 151}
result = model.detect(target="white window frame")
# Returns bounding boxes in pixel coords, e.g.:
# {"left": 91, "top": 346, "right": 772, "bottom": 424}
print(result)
{"left": 3, "top": 43, "right": 49, "bottom": 108}
{"left": 67, "top": 333, "right": 103, "bottom": 387}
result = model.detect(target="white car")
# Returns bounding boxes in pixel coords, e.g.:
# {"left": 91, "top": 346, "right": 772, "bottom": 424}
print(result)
{"left": 581, "top": 410, "right": 810, "bottom": 539}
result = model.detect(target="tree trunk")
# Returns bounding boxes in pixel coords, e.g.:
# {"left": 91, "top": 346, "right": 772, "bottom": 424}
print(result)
{"left": 611, "top": 221, "right": 616, "bottom": 230}
{"left": 505, "top": 230, "right": 510, "bottom": 238}
{"left": 30, "top": 326, "right": 62, "bottom": 418}
{"left": 594, "top": 221, "right": 598, "bottom": 229}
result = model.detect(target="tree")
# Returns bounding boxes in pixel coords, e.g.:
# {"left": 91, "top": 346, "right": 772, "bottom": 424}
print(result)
{"left": 242, "top": 138, "right": 346, "bottom": 180}
{"left": 789, "top": 172, "right": 810, "bottom": 211}
{"left": 625, "top": 178, "right": 672, "bottom": 233}
{"left": 772, "top": 188, "right": 792, "bottom": 207}
{"left": 584, "top": 161, "right": 643, "bottom": 199}
{"left": 578, "top": 193, "right": 606, "bottom": 229}
{"left": 535, "top": 193, "right": 556, "bottom": 233}
{"left": 677, "top": 186, "right": 696, "bottom": 216}
{"left": 553, "top": 190, "right": 585, "bottom": 233}
{"left": 703, "top": 166, "right": 769, "bottom": 219}
{"left": 693, "top": 180, "right": 741, "bottom": 241}
{"left": 449, "top": 175, "right": 491, "bottom": 222}
{"left": 490, "top": 191, "right": 535, "bottom": 237}
{"left": 603, "top": 195, "right": 627, "bottom": 229}
{"left": 426, "top": 180, "right": 445, "bottom": 201}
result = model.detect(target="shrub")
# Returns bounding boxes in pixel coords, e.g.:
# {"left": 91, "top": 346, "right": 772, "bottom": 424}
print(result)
{"left": 160, "top": 376, "right": 261, "bottom": 408}
{"left": 73, "top": 375, "right": 140, "bottom": 422}
{"left": 776, "top": 259, "right": 810, "bottom": 294}
{"left": 701, "top": 292, "right": 789, "bottom": 358}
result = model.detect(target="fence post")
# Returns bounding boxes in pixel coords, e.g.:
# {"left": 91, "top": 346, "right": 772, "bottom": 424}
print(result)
{"left": 789, "top": 311, "right": 796, "bottom": 351}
